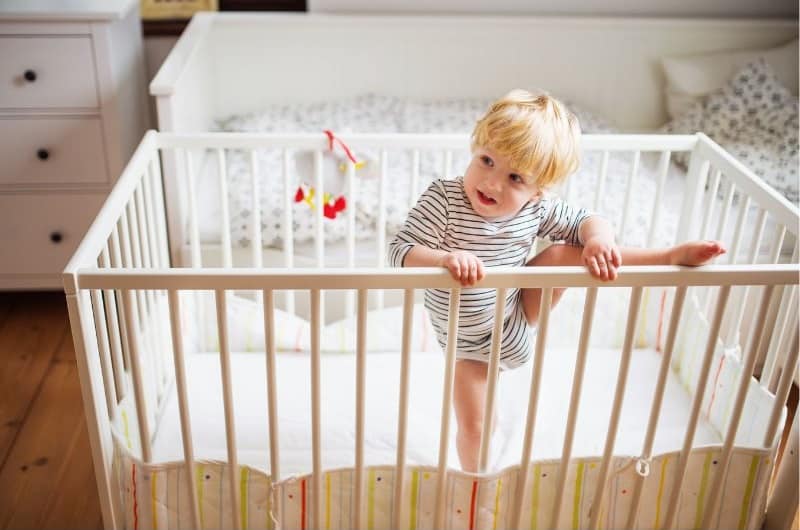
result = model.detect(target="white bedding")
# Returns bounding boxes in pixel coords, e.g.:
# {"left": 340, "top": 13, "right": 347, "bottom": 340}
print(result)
{"left": 150, "top": 347, "right": 722, "bottom": 477}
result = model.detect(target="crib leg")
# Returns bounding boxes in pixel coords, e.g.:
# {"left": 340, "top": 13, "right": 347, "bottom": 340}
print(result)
{"left": 765, "top": 405, "right": 798, "bottom": 530}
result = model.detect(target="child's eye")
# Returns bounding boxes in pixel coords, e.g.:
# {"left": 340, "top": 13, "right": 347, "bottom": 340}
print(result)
{"left": 509, "top": 173, "right": 523, "bottom": 183}
{"left": 480, "top": 155, "right": 494, "bottom": 167}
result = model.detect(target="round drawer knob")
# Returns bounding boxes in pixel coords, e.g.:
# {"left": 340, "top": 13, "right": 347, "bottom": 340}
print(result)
{"left": 49, "top": 231, "right": 63, "bottom": 244}
{"left": 37, "top": 149, "right": 49, "bottom": 161}
{"left": 23, "top": 69, "right": 37, "bottom": 82}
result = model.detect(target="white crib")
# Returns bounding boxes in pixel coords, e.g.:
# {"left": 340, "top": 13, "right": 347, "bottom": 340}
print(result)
{"left": 64, "top": 130, "right": 798, "bottom": 530}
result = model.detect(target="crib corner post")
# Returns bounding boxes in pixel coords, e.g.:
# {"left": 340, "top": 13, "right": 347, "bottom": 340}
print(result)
{"left": 765, "top": 410, "right": 799, "bottom": 530}
{"left": 63, "top": 287, "right": 121, "bottom": 530}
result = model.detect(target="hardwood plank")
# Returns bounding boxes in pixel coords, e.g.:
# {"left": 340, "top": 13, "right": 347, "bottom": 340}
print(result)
{"left": 0, "top": 334, "right": 101, "bottom": 530}
{"left": 0, "top": 293, "right": 69, "bottom": 465}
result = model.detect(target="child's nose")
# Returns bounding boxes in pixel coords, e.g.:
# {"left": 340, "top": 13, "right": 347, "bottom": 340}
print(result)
{"left": 485, "top": 171, "right": 503, "bottom": 191}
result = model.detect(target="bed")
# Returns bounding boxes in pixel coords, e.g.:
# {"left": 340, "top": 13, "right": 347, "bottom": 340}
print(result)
{"left": 64, "top": 129, "right": 798, "bottom": 530}
{"left": 62, "top": 13, "right": 799, "bottom": 530}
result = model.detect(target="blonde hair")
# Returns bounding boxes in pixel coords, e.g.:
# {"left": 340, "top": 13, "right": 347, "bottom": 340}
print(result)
{"left": 471, "top": 89, "right": 581, "bottom": 188}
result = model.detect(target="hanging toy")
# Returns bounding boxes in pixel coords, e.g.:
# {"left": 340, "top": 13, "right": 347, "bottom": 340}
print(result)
{"left": 294, "top": 183, "right": 347, "bottom": 219}
{"left": 290, "top": 130, "right": 362, "bottom": 220}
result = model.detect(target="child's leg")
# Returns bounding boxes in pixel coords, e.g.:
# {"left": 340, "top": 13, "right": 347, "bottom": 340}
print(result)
{"left": 453, "top": 359, "right": 490, "bottom": 473}
{"left": 521, "top": 241, "right": 725, "bottom": 325}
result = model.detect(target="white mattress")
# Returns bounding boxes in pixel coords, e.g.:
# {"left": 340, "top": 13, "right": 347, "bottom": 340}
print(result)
{"left": 151, "top": 346, "right": 722, "bottom": 477}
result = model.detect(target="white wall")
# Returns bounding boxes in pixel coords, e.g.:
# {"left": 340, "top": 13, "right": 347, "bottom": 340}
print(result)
{"left": 309, "top": 0, "right": 798, "bottom": 18}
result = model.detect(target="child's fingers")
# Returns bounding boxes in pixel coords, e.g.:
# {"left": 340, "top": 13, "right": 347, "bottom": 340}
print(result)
{"left": 585, "top": 255, "right": 600, "bottom": 278}
{"left": 596, "top": 255, "right": 609, "bottom": 281}
{"left": 468, "top": 261, "right": 478, "bottom": 285}
{"left": 611, "top": 248, "right": 622, "bottom": 268}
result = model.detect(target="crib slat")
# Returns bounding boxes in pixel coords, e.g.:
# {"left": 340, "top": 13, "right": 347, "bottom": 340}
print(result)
{"left": 281, "top": 149, "right": 295, "bottom": 316}
{"left": 700, "top": 169, "right": 722, "bottom": 239}
{"left": 313, "top": 152, "right": 325, "bottom": 325}
{"left": 314, "top": 150, "right": 324, "bottom": 267}
{"left": 511, "top": 287, "right": 553, "bottom": 530}
{"left": 111, "top": 223, "right": 132, "bottom": 374}
{"left": 310, "top": 288, "right": 322, "bottom": 530}
{"left": 354, "top": 289, "right": 368, "bottom": 530}
{"left": 701, "top": 285, "right": 775, "bottom": 530}
{"left": 346, "top": 161, "right": 356, "bottom": 319}
{"left": 444, "top": 149, "right": 453, "bottom": 178}
{"left": 589, "top": 287, "right": 643, "bottom": 530}
{"left": 393, "top": 289, "right": 415, "bottom": 530}
{"left": 767, "top": 285, "right": 798, "bottom": 391}
{"left": 147, "top": 156, "right": 169, "bottom": 268}
{"left": 714, "top": 177, "right": 734, "bottom": 237}
{"left": 478, "top": 287, "right": 507, "bottom": 473}
{"left": 89, "top": 288, "right": 118, "bottom": 417}
{"left": 646, "top": 151, "right": 670, "bottom": 247}
{"left": 727, "top": 207, "right": 767, "bottom": 348}
{"left": 549, "top": 287, "right": 598, "bottom": 529}
{"left": 250, "top": 149, "right": 263, "bottom": 269}
{"left": 122, "top": 289, "right": 151, "bottom": 462}
{"left": 217, "top": 148, "right": 233, "bottom": 268}
{"left": 625, "top": 286, "right": 688, "bottom": 529}
{"left": 662, "top": 285, "right": 731, "bottom": 530}
{"left": 619, "top": 151, "right": 640, "bottom": 241}
{"left": 262, "top": 290, "right": 281, "bottom": 482}
{"left": 128, "top": 193, "right": 143, "bottom": 269}
{"left": 593, "top": 150, "right": 609, "bottom": 212}
{"left": 752, "top": 225, "right": 788, "bottom": 367}
{"left": 763, "top": 332, "right": 800, "bottom": 447}
{"left": 410, "top": 150, "right": 420, "bottom": 209}
{"left": 135, "top": 184, "right": 165, "bottom": 400}
{"left": 376, "top": 150, "right": 388, "bottom": 310}
{"left": 762, "top": 240, "right": 798, "bottom": 388}
{"left": 727, "top": 195, "right": 751, "bottom": 265}
{"left": 434, "top": 288, "right": 461, "bottom": 530}
{"left": 184, "top": 149, "right": 202, "bottom": 268}
{"left": 135, "top": 184, "right": 152, "bottom": 271}
{"left": 99, "top": 246, "right": 127, "bottom": 400}
{"left": 214, "top": 289, "right": 241, "bottom": 530}
{"left": 166, "top": 290, "right": 202, "bottom": 530}
{"left": 142, "top": 166, "right": 171, "bottom": 391}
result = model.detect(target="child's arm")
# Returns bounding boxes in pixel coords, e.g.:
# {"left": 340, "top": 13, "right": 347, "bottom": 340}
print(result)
{"left": 389, "top": 180, "right": 483, "bottom": 286}
{"left": 404, "top": 246, "right": 485, "bottom": 287}
{"left": 578, "top": 215, "right": 622, "bottom": 281}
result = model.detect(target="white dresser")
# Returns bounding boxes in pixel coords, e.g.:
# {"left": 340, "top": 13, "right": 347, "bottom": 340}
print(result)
{"left": 0, "top": 0, "right": 149, "bottom": 289}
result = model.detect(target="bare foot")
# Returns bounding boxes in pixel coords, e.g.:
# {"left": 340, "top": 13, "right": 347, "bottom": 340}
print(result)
{"left": 670, "top": 240, "right": 726, "bottom": 266}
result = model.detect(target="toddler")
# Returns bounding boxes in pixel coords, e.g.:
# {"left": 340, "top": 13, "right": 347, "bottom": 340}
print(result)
{"left": 387, "top": 89, "right": 725, "bottom": 472}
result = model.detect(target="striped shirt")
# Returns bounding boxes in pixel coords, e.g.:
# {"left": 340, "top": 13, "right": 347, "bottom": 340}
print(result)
{"left": 388, "top": 177, "right": 590, "bottom": 368}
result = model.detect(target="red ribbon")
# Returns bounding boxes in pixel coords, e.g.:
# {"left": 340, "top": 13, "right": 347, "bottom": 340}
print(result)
{"left": 323, "top": 129, "right": 360, "bottom": 165}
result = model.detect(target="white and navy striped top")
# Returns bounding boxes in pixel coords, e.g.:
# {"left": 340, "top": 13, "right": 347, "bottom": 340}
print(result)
{"left": 388, "top": 177, "right": 590, "bottom": 366}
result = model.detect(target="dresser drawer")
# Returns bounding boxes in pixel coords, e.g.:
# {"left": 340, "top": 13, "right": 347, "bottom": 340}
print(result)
{"left": 0, "top": 117, "right": 108, "bottom": 187}
{"left": 0, "top": 36, "right": 99, "bottom": 109}
{"left": 0, "top": 193, "right": 105, "bottom": 275}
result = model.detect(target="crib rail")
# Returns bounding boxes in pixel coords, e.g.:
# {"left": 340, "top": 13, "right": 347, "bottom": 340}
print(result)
{"left": 63, "top": 131, "right": 800, "bottom": 530}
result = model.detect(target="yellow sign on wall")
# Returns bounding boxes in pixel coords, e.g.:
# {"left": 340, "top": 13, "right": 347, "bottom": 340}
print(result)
{"left": 140, "top": 0, "right": 219, "bottom": 20}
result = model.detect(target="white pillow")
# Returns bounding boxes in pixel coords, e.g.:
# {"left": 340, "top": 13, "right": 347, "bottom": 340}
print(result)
{"left": 189, "top": 291, "right": 442, "bottom": 354}
{"left": 662, "top": 38, "right": 798, "bottom": 119}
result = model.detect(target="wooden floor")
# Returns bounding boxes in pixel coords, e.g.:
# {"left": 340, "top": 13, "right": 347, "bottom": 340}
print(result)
{"left": 0, "top": 291, "right": 795, "bottom": 530}
{"left": 0, "top": 291, "right": 102, "bottom": 530}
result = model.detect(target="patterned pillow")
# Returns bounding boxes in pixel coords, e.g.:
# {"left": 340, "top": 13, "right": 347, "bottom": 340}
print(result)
{"left": 663, "top": 59, "right": 799, "bottom": 204}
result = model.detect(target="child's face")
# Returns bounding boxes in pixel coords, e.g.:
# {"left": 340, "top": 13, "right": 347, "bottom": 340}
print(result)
{"left": 463, "top": 146, "right": 542, "bottom": 219}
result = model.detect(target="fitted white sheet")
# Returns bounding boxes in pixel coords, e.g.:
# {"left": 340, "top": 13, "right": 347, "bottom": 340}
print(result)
{"left": 151, "top": 346, "right": 722, "bottom": 477}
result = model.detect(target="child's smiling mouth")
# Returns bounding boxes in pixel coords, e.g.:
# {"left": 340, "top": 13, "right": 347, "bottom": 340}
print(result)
{"left": 477, "top": 190, "right": 496, "bottom": 205}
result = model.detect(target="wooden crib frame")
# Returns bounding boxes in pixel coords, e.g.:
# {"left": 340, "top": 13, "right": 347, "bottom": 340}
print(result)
{"left": 64, "top": 131, "right": 799, "bottom": 529}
